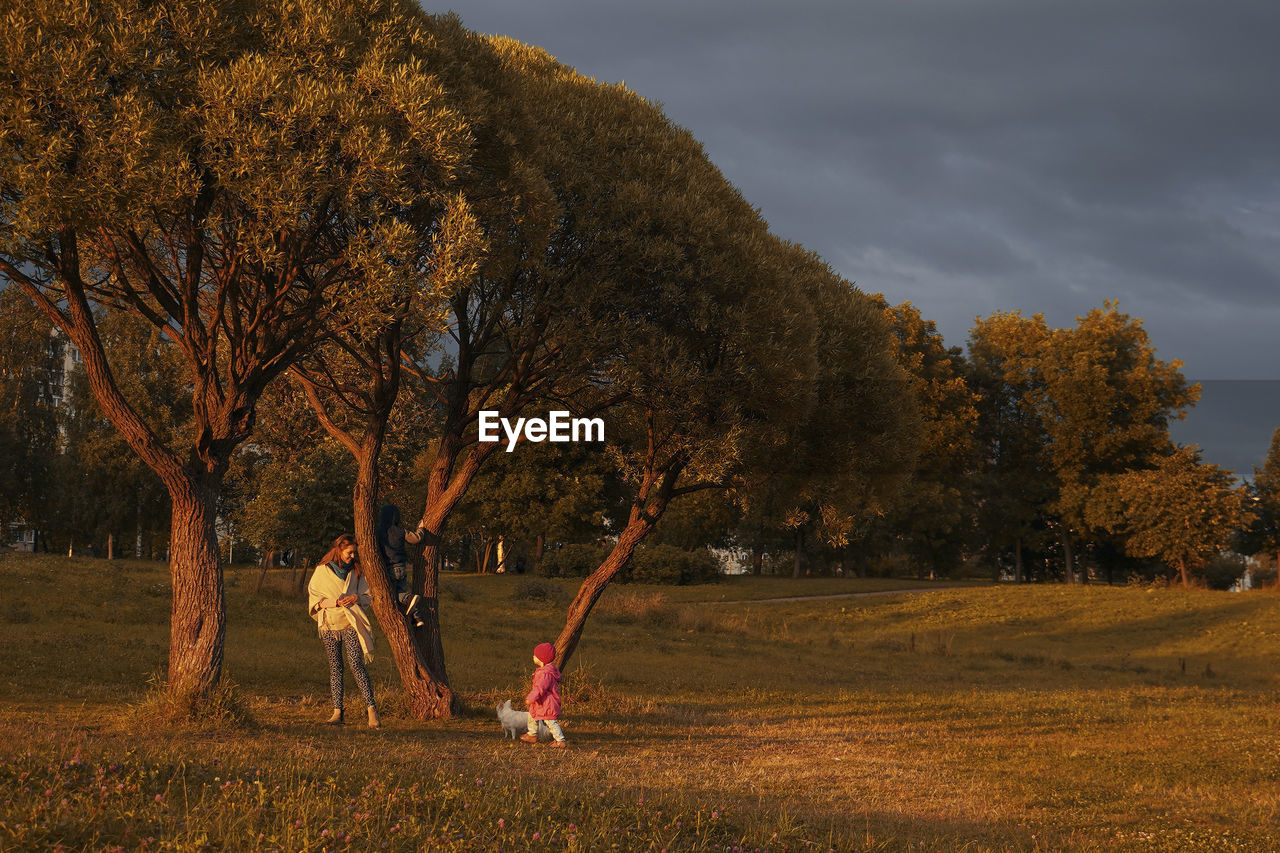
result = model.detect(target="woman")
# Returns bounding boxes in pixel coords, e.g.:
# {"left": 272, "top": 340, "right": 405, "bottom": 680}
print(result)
{"left": 307, "top": 534, "right": 380, "bottom": 729}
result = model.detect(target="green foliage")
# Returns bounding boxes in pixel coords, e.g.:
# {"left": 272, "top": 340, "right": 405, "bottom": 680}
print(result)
{"left": 863, "top": 299, "right": 980, "bottom": 576}
{"left": 1084, "top": 446, "right": 1251, "bottom": 584}
{"left": 1200, "top": 553, "right": 1248, "bottom": 591}
{"left": 0, "top": 287, "right": 59, "bottom": 529}
{"left": 1239, "top": 427, "right": 1280, "bottom": 563}
{"left": 625, "top": 544, "right": 721, "bottom": 585}
{"left": 966, "top": 303, "right": 1202, "bottom": 580}
{"left": 535, "top": 542, "right": 719, "bottom": 585}
{"left": 536, "top": 543, "right": 608, "bottom": 578}
{"left": 228, "top": 381, "right": 357, "bottom": 561}
{"left": 49, "top": 310, "right": 184, "bottom": 555}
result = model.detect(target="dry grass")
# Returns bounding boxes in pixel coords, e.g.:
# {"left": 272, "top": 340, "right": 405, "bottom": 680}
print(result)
{"left": 2, "top": 551, "right": 1278, "bottom": 850}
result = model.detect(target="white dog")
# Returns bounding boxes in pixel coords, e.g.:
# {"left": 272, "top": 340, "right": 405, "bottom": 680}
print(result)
{"left": 497, "top": 700, "right": 549, "bottom": 740}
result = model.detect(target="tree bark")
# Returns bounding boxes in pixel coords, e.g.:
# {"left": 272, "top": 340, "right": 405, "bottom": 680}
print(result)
{"left": 166, "top": 479, "right": 225, "bottom": 700}
{"left": 255, "top": 550, "right": 273, "bottom": 594}
{"left": 792, "top": 527, "right": 805, "bottom": 579}
{"left": 1063, "top": 529, "right": 1075, "bottom": 584}
{"left": 752, "top": 544, "right": 763, "bottom": 576}
{"left": 555, "top": 511, "right": 661, "bottom": 669}
{"left": 554, "top": 454, "right": 685, "bottom": 670}
{"left": 351, "top": 433, "right": 456, "bottom": 719}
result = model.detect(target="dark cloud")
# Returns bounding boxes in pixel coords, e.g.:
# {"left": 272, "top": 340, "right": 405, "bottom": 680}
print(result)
{"left": 440, "top": 0, "right": 1280, "bottom": 466}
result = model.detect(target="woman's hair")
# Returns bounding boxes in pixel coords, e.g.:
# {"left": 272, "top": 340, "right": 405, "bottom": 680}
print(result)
{"left": 319, "top": 534, "right": 360, "bottom": 568}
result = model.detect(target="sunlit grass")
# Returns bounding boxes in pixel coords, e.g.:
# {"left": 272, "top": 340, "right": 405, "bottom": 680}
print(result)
{"left": 2, "top": 550, "right": 1278, "bottom": 851}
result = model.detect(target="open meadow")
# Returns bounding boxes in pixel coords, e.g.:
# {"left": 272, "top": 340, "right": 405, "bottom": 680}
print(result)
{"left": 1, "top": 551, "right": 1277, "bottom": 852}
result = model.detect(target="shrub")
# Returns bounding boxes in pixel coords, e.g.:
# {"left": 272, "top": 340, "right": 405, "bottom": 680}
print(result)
{"left": 441, "top": 579, "right": 474, "bottom": 602}
{"left": 510, "top": 578, "right": 569, "bottom": 605}
{"left": 624, "top": 544, "right": 720, "bottom": 585}
{"left": 1201, "top": 553, "right": 1247, "bottom": 591}
{"left": 538, "top": 542, "right": 720, "bottom": 584}
{"left": 537, "top": 544, "right": 608, "bottom": 578}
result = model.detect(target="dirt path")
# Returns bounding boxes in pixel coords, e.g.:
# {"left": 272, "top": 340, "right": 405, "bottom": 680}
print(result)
{"left": 710, "top": 586, "right": 963, "bottom": 605}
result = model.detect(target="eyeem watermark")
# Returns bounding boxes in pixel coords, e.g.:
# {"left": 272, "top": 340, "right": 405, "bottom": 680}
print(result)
{"left": 478, "top": 410, "right": 605, "bottom": 452}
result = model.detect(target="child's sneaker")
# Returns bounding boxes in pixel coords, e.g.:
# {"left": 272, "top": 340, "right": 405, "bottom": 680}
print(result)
{"left": 550, "top": 740, "right": 567, "bottom": 748}
{"left": 519, "top": 733, "right": 537, "bottom": 744}
{"left": 404, "top": 595, "right": 425, "bottom": 627}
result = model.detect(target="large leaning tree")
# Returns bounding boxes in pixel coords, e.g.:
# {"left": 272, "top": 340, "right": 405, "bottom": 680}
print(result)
{"left": 0, "top": 0, "right": 474, "bottom": 704}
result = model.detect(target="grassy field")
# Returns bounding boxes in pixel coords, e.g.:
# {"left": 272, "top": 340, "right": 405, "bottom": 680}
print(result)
{"left": 1, "top": 551, "right": 1277, "bottom": 851}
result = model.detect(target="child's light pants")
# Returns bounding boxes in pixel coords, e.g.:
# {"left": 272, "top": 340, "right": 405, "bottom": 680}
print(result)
{"left": 528, "top": 716, "right": 565, "bottom": 742}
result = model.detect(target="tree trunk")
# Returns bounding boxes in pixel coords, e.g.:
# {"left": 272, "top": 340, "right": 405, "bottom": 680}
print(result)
{"left": 107, "top": 533, "right": 115, "bottom": 560}
{"left": 350, "top": 438, "right": 456, "bottom": 719}
{"left": 1063, "top": 530, "right": 1075, "bottom": 584}
{"left": 1014, "top": 537, "right": 1024, "bottom": 584}
{"left": 555, "top": 511, "right": 661, "bottom": 669}
{"left": 752, "top": 544, "right": 763, "bottom": 576}
{"left": 554, "top": 454, "right": 685, "bottom": 670}
{"left": 166, "top": 480, "right": 226, "bottom": 701}
{"left": 255, "top": 550, "right": 273, "bottom": 594}
{"left": 792, "top": 527, "right": 805, "bottom": 579}
{"left": 415, "top": 537, "right": 451, "bottom": 692}
{"left": 1178, "top": 557, "right": 1190, "bottom": 588}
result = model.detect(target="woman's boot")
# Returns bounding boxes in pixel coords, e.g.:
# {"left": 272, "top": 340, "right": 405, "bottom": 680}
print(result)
{"left": 367, "top": 706, "right": 381, "bottom": 730}
{"left": 325, "top": 708, "right": 344, "bottom": 726}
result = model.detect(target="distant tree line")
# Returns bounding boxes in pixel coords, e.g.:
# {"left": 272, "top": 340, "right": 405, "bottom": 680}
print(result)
{"left": 0, "top": 0, "right": 1262, "bottom": 718}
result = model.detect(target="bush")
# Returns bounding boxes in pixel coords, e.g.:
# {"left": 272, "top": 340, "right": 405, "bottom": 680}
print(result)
{"left": 537, "top": 544, "right": 608, "bottom": 578}
{"left": 538, "top": 542, "right": 720, "bottom": 584}
{"left": 1201, "top": 553, "right": 1247, "bottom": 591}
{"left": 624, "top": 544, "right": 720, "bottom": 585}
{"left": 510, "top": 578, "right": 569, "bottom": 605}
{"left": 441, "top": 579, "right": 474, "bottom": 602}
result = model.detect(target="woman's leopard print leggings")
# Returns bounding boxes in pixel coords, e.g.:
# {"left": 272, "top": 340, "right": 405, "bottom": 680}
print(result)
{"left": 320, "top": 627, "right": 375, "bottom": 710}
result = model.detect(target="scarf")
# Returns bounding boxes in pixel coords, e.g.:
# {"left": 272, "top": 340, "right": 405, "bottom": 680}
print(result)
{"left": 308, "top": 563, "right": 375, "bottom": 663}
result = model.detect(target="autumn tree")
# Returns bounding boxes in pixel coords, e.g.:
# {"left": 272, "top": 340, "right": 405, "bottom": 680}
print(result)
{"left": 968, "top": 304, "right": 1198, "bottom": 582}
{"left": 0, "top": 0, "right": 475, "bottom": 704}
{"left": 1240, "top": 427, "right": 1280, "bottom": 576}
{"left": 228, "top": 381, "right": 357, "bottom": 574}
{"left": 860, "top": 300, "right": 978, "bottom": 578}
{"left": 731, "top": 253, "right": 923, "bottom": 580}
{"left": 1084, "top": 446, "right": 1250, "bottom": 587}
{"left": 967, "top": 312, "right": 1056, "bottom": 581}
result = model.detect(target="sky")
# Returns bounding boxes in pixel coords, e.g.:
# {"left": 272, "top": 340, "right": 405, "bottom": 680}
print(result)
{"left": 437, "top": 0, "right": 1280, "bottom": 476}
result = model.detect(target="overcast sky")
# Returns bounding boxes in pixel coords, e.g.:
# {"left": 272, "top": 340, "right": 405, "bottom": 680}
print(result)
{"left": 438, "top": 0, "right": 1280, "bottom": 475}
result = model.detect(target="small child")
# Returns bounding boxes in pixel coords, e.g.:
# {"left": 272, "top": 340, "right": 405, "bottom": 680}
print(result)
{"left": 520, "top": 642, "right": 567, "bottom": 747}
{"left": 376, "top": 503, "right": 426, "bottom": 627}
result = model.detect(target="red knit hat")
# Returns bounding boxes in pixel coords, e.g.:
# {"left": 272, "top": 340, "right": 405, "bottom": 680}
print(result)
{"left": 534, "top": 642, "right": 556, "bottom": 664}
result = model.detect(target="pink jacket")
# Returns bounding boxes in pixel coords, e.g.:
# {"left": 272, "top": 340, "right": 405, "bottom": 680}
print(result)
{"left": 525, "top": 663, "right": 562, "bottom": 720}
